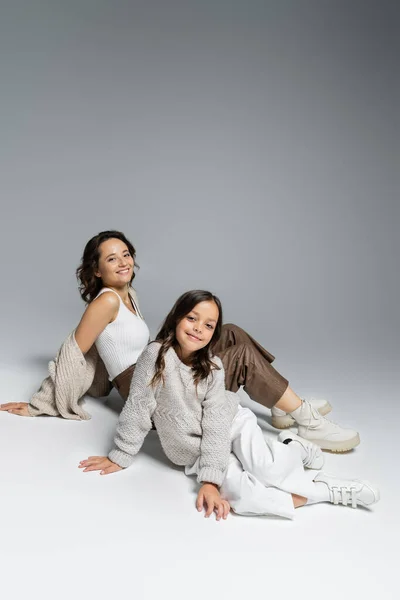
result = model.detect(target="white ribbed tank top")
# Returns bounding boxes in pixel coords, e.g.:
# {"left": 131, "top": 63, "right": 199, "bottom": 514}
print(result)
{"left": 94, "top": 288, "right": 150, "bottom": 380}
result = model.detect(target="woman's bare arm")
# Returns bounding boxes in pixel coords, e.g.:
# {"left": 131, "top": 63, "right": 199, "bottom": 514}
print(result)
{"left": 74, "top": 292, "right": 119, "bottom": 354}
{"left": 0, "top": 292, "right": 119, "bottom": 415}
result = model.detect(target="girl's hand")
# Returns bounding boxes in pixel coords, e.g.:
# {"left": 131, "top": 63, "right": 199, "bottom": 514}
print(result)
{"left": 78, "top": 456, "right": 123, "bottom": 475}
{"left": 196, "top": 483, "right": 231, "bottom": 520}
{"left": 0, "top": 402, "right": 30, "bottom": 416}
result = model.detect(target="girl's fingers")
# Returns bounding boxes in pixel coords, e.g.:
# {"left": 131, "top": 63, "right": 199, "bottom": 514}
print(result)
{"left": 205, "top": 497, "right": 214, "bottom": 518}
{"left": 0, "top": 403, "right": 24, "bottom": 410}
{"left": 82, "top": 463, "right": 105, "bottom": 472}
{"left": 223, "top": 501, "right": 230, "bottom": 519}
{"left": 196, "top": 492, "right": 204, "bottom": 512}
{"left": 216, "top": 502, "right": 223, "bottom": 521}
{"left": 100, "top": 465, "right": 120, "bottom": 475}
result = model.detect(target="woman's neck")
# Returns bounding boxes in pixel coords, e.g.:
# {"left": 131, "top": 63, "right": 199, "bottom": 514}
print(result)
{"left": 103, "top": 284, "right": 130, "bottom": 303}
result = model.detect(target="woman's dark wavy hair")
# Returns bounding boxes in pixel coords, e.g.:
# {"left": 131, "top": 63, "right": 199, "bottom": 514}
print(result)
{"left": 76, "top": 230, "right": 138, "bottom": 303}
{"left": 151, "top": 290, "right": 223, "bottom": 389}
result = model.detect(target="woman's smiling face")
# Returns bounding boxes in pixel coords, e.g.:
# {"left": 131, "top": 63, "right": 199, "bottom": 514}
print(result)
{"left": 95, "top": 238, "right": 134, "bottom": 288}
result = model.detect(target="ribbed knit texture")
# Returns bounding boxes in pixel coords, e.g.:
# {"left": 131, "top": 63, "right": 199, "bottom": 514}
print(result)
{"left": 27, "top": 287, "right": 144, "bottom": 419}
{"left": 94, "top": 288, "right": 150, "bottom": 380}
{"left": 108, "top": 343, "right": 239, "bottom": 486}
{"left": 28, "top": 331, "right": 111, "bottom": 419}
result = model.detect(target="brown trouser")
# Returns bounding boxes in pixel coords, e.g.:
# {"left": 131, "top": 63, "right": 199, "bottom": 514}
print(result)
{"left": 112, "top": 364, "right": 136, "bottom": 401}
{"left": 112, "top": 324, "right": 288, "bottom": 408}
{"left": 213, "top": 323, "right": 288, "bottom": 408}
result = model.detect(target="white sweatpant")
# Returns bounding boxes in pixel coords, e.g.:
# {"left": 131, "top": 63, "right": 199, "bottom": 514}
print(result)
{"left": 186, "top": 406, "right": 321, "bottom": 519}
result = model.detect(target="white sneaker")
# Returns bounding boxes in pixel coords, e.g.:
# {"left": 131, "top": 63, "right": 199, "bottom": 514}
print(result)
{"left": 271, "top": 397, "right": 332, "bottom": 429}
{"left": 314, "top": 472, "right": 380, "bottom": 508}
{"left": 277, "top": 430, "right": 324, "bottom": 470}
{"left": 292, "top": 400, "right": 360, "bottom": 452}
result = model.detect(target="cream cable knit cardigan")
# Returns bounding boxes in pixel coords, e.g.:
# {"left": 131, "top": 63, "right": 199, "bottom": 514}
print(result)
{"left": 27, "top": 288, "right": 143, "bottom": 420}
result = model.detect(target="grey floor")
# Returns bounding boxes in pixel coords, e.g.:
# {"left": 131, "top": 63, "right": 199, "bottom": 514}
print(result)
{"left": 0, "top": 362, "right": 397, "bottom": 600}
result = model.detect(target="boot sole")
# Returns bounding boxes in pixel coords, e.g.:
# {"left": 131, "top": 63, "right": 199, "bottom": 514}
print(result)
{"left": 306, "top": 432, "right": 361, "bottom": 453}
{"left": 271, "top": 402, "right": 332, "bottom": 429}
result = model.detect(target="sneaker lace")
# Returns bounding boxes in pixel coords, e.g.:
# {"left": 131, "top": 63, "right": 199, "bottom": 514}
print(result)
{"left": 331, "top": 485, "right": 357, "bottom": 508}
{"left": 302, "top": 399, "right": 341, "bottom": 432}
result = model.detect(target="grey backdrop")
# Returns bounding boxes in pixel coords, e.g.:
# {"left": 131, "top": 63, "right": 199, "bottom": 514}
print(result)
{"left": 1, "top": 1, "right": 398, "bottom": 397}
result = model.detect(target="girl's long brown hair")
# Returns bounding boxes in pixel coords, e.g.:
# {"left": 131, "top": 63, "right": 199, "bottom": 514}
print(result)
{"left": 151, "top": 290, "right": 223, "bottom": 388}
{"left": 76, "top": 230, "right": 138, "bottom": 303}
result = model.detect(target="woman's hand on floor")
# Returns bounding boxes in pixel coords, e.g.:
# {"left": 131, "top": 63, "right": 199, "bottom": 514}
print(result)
{"left": 196, "top": 483, "right": 231, "bottom": 520}
{"left": 79, "top": 456, "right": 123, "bottom": 475}
{"left": 0, "top": 402, "right": 30, "bottom": 416}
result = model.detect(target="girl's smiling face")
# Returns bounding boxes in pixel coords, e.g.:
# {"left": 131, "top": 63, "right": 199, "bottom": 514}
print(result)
{"left": 175, "top": 300, "right": 219, "bottom": 361}
{"left": 95, "top": 238, "right": 134, "bottom": 288}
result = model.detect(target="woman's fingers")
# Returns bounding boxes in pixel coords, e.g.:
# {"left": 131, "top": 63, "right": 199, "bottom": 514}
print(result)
{"left": 223, "top": 500, "right": 230, "bottom": 519}
{"left": 0, "top": 402, "right": 26, "bottom": 410}
{"left": 2, "top": 404, "right": 30, "bottom": 417}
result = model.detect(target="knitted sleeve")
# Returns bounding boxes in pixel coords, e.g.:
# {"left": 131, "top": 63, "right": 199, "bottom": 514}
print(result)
{"left": 108, "top": 342, "right": 160, "bottom": 468}
{"left": 197, "top": 357, "right": 239, "bottom": 486}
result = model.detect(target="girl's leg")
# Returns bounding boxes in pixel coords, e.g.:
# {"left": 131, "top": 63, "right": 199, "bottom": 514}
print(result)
{"left": 185, "top": 452, "right": 298, "bottom": 519}
{"left": 292, "top": 494, "right": 308, "bottom": 508}
{"left": 227, "top": 409, "right": 379, "bottom": 510}
{"left": 219, "top": 453, "right": 299, "bottom": 519}
{"left": 230, "top": 407, "right": 323, "bottom": 498}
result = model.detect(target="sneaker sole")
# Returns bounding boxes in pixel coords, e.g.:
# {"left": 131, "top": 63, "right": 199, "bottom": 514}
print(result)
{"left": 356, "top": 482, "right": 380, "bottom": 507}
{"left": 304, "top": 432, "right": 361, "bottom": 453}
{"left": 271, "top": 402, "right": 332, "bottom": 429}
{"left": 314, "top": 475, "right": 380, "bottom": 507}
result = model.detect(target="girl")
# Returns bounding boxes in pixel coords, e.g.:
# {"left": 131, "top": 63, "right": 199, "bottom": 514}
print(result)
{"left": 79, "top": 290, "right": 379, "bottom": 520}
{"left": 0, "top": 231, "right": 359, "bottom": 453}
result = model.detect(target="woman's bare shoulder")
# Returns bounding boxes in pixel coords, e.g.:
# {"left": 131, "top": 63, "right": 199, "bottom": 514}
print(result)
{"left": 84, "top": 291, "right": 120, "bottom": 317}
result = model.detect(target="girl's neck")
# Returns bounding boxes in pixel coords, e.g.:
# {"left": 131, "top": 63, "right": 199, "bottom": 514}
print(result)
{"left": 175, "top": 344, "right": 194, "bottom": 367}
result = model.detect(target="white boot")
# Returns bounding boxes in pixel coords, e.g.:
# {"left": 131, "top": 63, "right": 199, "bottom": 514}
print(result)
{"left": 271, "top": 397, "right": 332, "bottom": 429}
{"left": 290, "top": 400, "right": 360, "bottom": 452}
{"left": 314, "top": 472, "right": 380, "bottom": 508}
{"left": 277, "top": 430, "right": 324, "bottom": 470}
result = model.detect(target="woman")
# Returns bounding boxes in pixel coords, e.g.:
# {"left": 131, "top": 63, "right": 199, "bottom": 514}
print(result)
{"left": 0, "top": 230, "right": 359, "bottom": 452}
